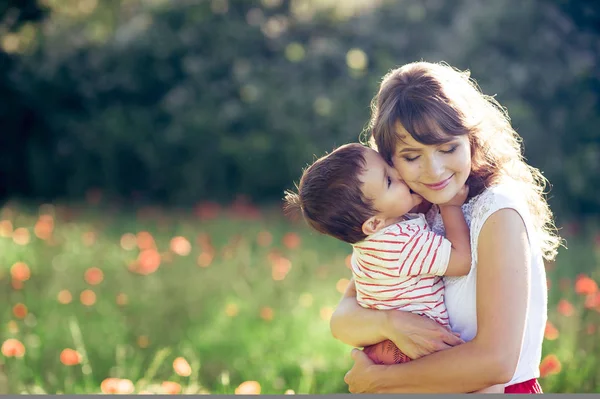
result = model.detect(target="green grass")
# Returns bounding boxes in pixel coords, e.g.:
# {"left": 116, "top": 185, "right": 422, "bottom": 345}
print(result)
{"left": 0, "top": 202, "right": 598, "bottom": 393}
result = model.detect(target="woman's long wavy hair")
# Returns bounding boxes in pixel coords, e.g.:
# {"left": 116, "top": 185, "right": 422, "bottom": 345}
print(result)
{"left": 367, "top": 61, "right": 561, "bottom": 260}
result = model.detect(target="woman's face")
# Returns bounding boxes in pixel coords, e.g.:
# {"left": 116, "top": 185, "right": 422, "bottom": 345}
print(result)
{"left": 391, "top": 121, "right": 472, "bottom": 204}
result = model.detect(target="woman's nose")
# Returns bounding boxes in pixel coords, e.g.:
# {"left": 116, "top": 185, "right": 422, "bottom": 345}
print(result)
{"left": 424, "top": 156, "right": 445, "bottom": 179}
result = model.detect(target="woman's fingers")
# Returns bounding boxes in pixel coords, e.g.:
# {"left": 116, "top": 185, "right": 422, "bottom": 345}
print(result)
{"left": 344, "top": 349, "right": 377, "bottom": 393}
{"left": 434, "top": 342, "right": 454, "bottom": 352}
{"left": 443, "top": 330, "right": 465, "bottom": 346}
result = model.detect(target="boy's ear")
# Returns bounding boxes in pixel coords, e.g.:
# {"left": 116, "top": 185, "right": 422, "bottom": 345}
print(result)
{"left": 362, "top": 216, "right": 385, "bottom": 236}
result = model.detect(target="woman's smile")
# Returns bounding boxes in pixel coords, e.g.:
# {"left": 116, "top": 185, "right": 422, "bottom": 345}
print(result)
{"left": 423, "top": 174, "right": 454, "bottom": 191}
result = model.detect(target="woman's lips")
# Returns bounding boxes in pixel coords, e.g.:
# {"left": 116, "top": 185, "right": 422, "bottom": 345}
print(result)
{"left": 424, "top": 175, "right": 453, "bottom": 191}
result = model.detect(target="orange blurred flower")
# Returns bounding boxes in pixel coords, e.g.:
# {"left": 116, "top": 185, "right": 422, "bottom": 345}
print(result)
{"left": 12, "top": 303, "right": 28, "bottom": 319}
{"left": 84, "top": 267, "right": 104, "bottom": 285}
{"left": 137, "top": 335, "right": 150, "bottom": 348}
{"left": 100, "top": 378, "right": 119, "bottom": 394}
{"left": 539, "top": 354, "right": 561, "bottom": 377}
{"left": 135, "top": 249, "right": 161, "bottom": 275}
{"left": 82, "top": 231, "right": 97, "bottom": 247}
{"left": 1, "top": 338, "right": 25, "bottom": 357}
{"left": 136, "top": 231, "right": 156, "bottom": 250}
{"left": 225, "top": 303, "right": 239, "bottom": 317}
{"left": 170, "top": 236, "right": 192, "bottom": 256}
{"left": 34, "top": 215, "right": 54, "bottom": 240}
{"left": 58, "top": 290, "right": 73, "bottom": 304}
{"left": 0, "top": 219, "right": 13, "bottom": 237}
{"left": 271, "top": 256, "right": 292, "bottom": 281}
{"left": 260, "top": 307, "right": 274, "bottom": 321}
{"left": 557, "top": 299, "right": 574, "bottom": 317}
{"left": 101, "top": 378, "right": 135, "bottom": 394}
{"left": 162, "top": 381, "right": 181, "bottom": 394}
{"left": 60, "top": 348, "right": 82, "bottom": 366}
{"left": 584, "top": 292, "right": 600, "bottom": 311}
{"left": 12, "top": 227, "right": 30, "bottom": 245}
{"left": 80, "top": 290, "right": 96, "bottom": 306}
{"left": 544, "top": 321, "right": 558, "bottom": 340}
{"left": 120, "top": 233, "right": 137, "bottom": 250}
{"left": 118, "top": 379, "right": 134, "bottom": 394}
{"left": 116, "top": 293, "right": 128, "bottom": 306}
{"left": 197, "top": 252, "right": 214, "bottom": 268}
{"left": 282, "top": 232, "right": 301, "bottom": 250}
{"left": 256, "top": 231, "right": 272, "bottom": 247}
{"left": 173, "top": 357, "right": 192, "bottom": 377}
{"left": 336, "top": 278, "right": 350, "bottom": 294}
{"left": 11, "top": 262, "right": 31, "bottom": 282}
{"left": 575, "top": 275, "right": 598, "bottom": 296}
{"left": 7, "top": 320, "right": 19, "bottom": 334}
{"left": 235, "top": 381, "right": 261, "bottom": 395}
{"left": 320, "top": 306, "right": 334, "bottom": 322}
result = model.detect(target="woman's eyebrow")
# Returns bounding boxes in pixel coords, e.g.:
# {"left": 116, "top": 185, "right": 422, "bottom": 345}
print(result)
{"left": 397, "top": 139, "right": 458, "bottom": 154}
{"left": 396, "top": 147, "right": 422, "bottom": 154}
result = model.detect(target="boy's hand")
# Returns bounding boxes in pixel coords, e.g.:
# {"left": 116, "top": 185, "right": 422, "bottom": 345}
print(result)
{"left": 441, "top": 184, "right": 469, "bottom": 207}
{"left": 410, "top": 197, "right": 430, "bottom": 214}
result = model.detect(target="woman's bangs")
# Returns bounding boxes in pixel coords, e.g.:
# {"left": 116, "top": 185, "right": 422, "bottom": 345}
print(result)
{"left": 397, "top": 100, "right": 471, "bottom": 145}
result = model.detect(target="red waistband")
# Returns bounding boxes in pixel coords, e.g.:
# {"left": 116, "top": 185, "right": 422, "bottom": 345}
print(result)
{"left": 504, "top": 378, "right": 543, "bottom": 394}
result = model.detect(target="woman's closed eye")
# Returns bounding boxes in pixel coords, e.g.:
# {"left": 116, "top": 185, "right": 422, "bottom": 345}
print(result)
{"left": 403, "top": 155, "right": 420, "bottom": 162}
{"left": 440, "top": 144, "right": 458, "bottom": 154}
{"left": 387, "top": 176, "right": 392, "bottom": 188}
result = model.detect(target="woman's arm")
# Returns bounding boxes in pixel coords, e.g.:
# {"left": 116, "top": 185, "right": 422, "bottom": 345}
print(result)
{"left": 344, "top": 208, "right": 531, "bottom": 393}
{"left": 330, "top": 278, "right": 389, "bottom": 348}
{"left": 330, "top": 278, "right": 463, "bottom": 357}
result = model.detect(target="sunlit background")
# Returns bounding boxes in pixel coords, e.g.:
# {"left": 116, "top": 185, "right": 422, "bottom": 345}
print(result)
{"left": 0, "top": 0, "right": 599, "bottom": 394}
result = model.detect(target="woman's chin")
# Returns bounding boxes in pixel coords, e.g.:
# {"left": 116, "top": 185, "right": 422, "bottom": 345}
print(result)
{"left": 419, "top": 186, "right": 459, "bottom": 205}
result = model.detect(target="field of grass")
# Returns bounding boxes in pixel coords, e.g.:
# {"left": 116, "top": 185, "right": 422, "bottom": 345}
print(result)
{"left": 0, "top": 200, "right": 599, "bottom": 394}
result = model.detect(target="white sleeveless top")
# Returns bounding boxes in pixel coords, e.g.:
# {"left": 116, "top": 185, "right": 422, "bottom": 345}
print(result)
{"left": 425, "top": 179, "right": 547, "bottom": 385}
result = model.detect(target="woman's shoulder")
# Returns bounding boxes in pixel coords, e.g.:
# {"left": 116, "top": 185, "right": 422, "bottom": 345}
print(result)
{"left": 467, "top": 178, "right": 533, "bottom": 241}
{"left": 468, "top": 179, "right": 528, "bottom": 219}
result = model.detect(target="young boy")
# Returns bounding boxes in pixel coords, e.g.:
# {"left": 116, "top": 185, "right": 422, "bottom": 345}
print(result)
{"left": 284, "top": 143, "right": 503, "bottom": 393}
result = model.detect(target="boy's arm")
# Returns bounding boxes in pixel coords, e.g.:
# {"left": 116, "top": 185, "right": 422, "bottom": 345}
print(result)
{"left": 439, "top": 204, "right": 471, "bottom": 276}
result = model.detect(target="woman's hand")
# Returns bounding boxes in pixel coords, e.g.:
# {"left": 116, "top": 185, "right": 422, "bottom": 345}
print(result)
{"left": 383, "top": 311, "right": 464, "bottom": 359}
{"left": 344, "top": 349, "right": 382, "bottom": 393}
{"left": 330, "top": 278, "right": 463, "bottom": 356}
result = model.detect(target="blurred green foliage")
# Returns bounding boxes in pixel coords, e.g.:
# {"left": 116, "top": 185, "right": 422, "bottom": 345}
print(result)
{"left": 0, "top": 0, "right": 598, "bottom": 218}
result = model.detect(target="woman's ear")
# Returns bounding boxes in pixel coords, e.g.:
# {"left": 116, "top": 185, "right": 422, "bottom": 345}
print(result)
{"left": 362, "top": 216, "right": 385, "bottom": 236}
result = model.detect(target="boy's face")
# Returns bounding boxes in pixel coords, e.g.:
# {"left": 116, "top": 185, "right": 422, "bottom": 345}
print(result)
{"left": 360, "top": 148, "right": 423, "bottom": 224}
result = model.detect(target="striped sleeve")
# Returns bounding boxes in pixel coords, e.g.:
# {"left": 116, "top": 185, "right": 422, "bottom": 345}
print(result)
{"left": 395, "top": 227, "right": 452, "bottom": 277}
{"left": 352, "top": 225, "right": 412, "bottom": 278}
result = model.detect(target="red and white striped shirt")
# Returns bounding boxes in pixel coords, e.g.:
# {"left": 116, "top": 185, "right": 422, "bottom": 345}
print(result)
{"left": 351, "top": 214, "right": 452, "bottom": 326}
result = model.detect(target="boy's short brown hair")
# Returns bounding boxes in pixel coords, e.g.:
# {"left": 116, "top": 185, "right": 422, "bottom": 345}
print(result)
{"left": 284, "top": 143, "right": 376, "bottom": 244}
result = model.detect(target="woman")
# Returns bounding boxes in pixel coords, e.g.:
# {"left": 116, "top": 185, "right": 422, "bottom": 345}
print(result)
{"left": 330, "top": 61, "right": 561, "bottom": 393}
